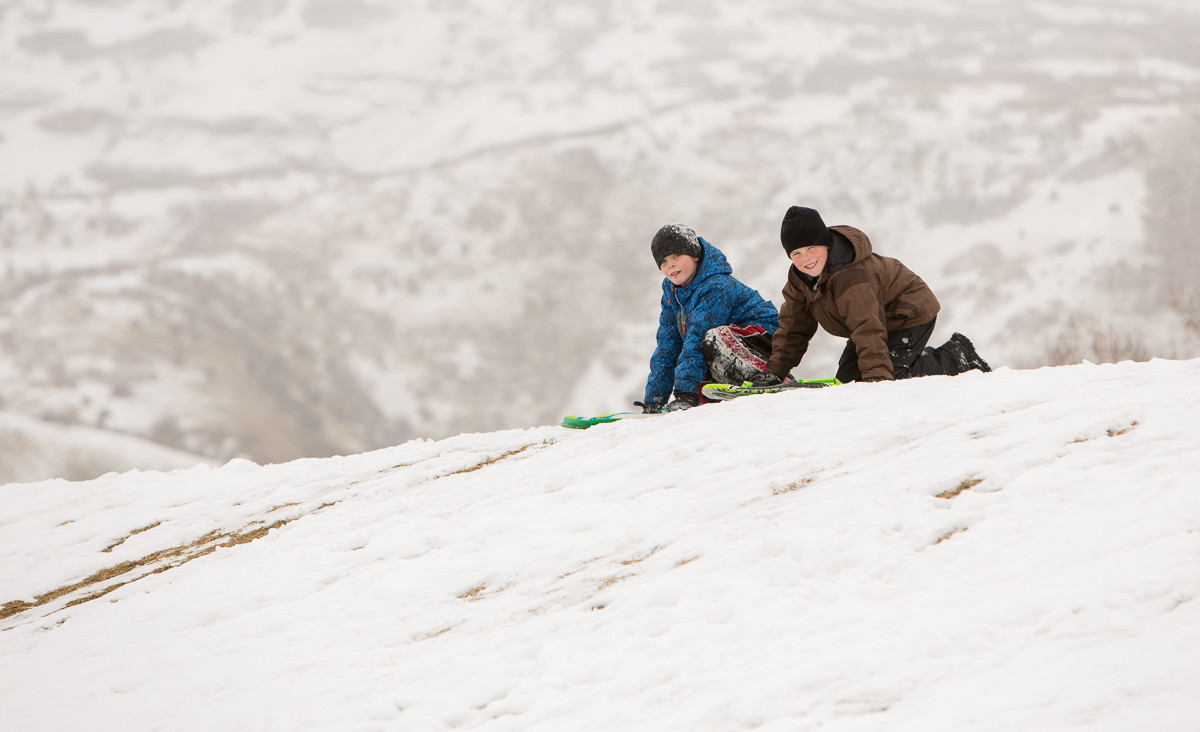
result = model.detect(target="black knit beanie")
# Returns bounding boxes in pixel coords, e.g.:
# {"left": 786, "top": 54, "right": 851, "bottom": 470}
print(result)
{"left": 651, "top": 223, "right": 702, "bottom": 267}
{"left": 780, "top": 206, "right": 833, "bottom": 254}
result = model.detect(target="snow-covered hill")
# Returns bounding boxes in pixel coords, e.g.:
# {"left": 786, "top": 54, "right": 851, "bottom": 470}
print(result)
{"left": 3, "top": 358, "right": 1198, "bottom": 730}
{"left": 2, "top": 0, "right": 1200, "bottom": 481}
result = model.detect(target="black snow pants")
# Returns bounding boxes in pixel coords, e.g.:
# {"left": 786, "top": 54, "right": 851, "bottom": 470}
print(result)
{"left": 835, "top": 317, "right": 966, "bottom": 383}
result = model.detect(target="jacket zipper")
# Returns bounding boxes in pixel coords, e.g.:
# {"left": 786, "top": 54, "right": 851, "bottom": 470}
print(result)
{"left": 673, "top": 287, "right": 687, "bottom": 335}
{"left": 809, "top": 276, "right": 849, "bottom": 334}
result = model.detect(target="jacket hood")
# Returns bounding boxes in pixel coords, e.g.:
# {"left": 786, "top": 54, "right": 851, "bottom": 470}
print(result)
{"left": 663, "top": 237, "right": 731, "bottom": 291}
{"left": 787, "top": 225, "right": 871, "bottom": 291}
{"left": 831, "top": 225, "right": 872, "bottom": 261}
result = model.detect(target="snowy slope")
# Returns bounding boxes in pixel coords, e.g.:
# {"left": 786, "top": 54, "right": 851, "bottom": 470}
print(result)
{"left": 3, "top": 0, "right": 1200, "bottom": 482}
{"left": 2, "top": 358, "right": 1198, "bottom": 730}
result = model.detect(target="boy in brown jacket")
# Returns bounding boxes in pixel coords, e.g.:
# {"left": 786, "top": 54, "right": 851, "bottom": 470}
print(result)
{"left": 755, "top": 206, "right": 991, "bottom": 385}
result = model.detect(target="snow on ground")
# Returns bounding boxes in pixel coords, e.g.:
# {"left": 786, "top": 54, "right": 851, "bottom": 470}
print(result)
{"left": 2, "top": 358, "right": 1199, "bottom": 731}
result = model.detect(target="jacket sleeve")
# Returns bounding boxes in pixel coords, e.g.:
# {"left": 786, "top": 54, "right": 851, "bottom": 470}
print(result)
{"left": 644, "top": 291, "right": 683, "bottom": 404}
{"left": 766, "top": 281, "right": 818, "bottom": 377}
{"left": 832, "top": 271, "right": 893, "bottom": 380}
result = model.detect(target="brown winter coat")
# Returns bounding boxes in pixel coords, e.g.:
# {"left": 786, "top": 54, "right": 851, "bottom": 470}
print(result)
{"left": 766, "top": 225, "right": 940, "bottom": 381}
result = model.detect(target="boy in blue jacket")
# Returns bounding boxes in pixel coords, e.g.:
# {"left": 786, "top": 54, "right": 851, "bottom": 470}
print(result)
{"left": 640, "top": 223, "right": 782, "bottom": 412}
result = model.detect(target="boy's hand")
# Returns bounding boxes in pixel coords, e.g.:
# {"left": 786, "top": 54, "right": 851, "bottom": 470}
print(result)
{"left": 748, "top": 370, "right": 783, "bottom": 387}
{"left": 666, "top": 392, "right": 700, "bottom": 411}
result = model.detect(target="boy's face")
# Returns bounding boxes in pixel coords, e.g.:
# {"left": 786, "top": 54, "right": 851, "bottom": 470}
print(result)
{"left": 660, "top": 254, "right": 699, "bottom": 286}
{"left": 789, "top": 245, "right": 829, "bottom": 277}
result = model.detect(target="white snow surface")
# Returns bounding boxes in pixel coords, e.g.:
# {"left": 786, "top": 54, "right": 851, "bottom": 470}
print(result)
{"left": 2, "top": 358, "right": 1199, "bottom": 731}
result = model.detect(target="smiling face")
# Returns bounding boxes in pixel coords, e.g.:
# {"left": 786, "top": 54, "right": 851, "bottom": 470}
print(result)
{"left": 660, "top": 253, "right": 699, "bottom": 286}
{"left": 788, "top": 245, "right": 829, "bottom": 277}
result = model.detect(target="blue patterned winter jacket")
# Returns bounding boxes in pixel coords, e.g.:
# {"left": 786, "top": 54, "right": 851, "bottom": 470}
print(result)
{"left": 644, "top": 238, "right": 780, "bottom": 404}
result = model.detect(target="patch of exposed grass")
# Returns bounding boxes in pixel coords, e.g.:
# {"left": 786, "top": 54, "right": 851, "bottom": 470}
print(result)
{"left": 1107, "top": 421, "right": 1138, "bottom": 437}
{"left": 773, "top": 477, "right": 815, "bottom": 495}
{"left": 2, "top": 504, "right": 338, "bottom": 623}
{"left": 935, "top": 527, "right": 969, "bottom": 544}
{"left": 416, "top": 625, "right": 457, "bottom": 641}
{"left": 619, "top": 546, "right": 663, "bottom": 566}
{"left": 101, "top": 522, "right": 162, "bottom": 553}
{"left": 1072, "top": 421, "right": 1140, "bottom": 443}
{"left": 439, "top": 440, "right": 558, "bottom": 479}
{"left": 937, "top": 477, "right": 983, "bottom": 500}
{"left": 598, "top": 574, "right": 631, "bottom": 591}
{"left": 457, "top": 584, "right": 487, "bottom": 600}
{"left": 456, "top": 583, "right": 512, "bottom": 602}
{"left": 443, "top": 446, "right": 532, "bottom": 477}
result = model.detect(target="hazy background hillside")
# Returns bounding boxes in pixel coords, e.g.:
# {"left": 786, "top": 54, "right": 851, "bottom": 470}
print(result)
{"left": 2, "top": 0, "right": 1199, "bottom": 483}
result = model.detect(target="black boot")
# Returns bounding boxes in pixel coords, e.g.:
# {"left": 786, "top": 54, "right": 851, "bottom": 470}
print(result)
{"left": 947, "top": 333, "right": 992, "bottom": 373}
